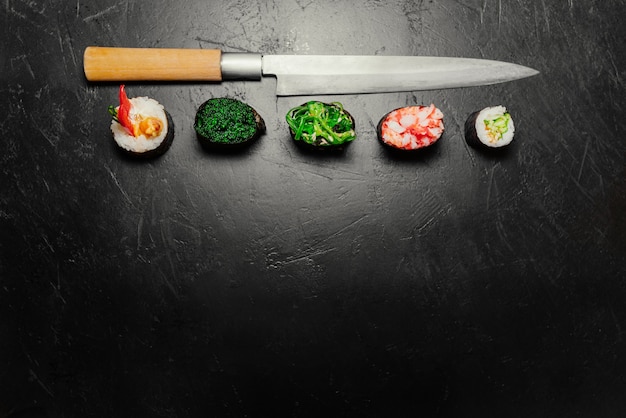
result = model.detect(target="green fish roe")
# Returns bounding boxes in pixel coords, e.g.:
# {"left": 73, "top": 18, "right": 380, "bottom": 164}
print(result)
{"left": 194, "top": 98, "right": 258, "bottom": 144}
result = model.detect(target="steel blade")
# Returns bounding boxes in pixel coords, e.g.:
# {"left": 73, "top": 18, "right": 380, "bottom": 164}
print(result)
{"left": 262, "top": 55, "right": 539, "bottom": 96}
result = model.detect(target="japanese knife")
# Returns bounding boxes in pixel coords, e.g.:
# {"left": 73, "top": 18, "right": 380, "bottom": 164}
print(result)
{"left": 83, "top": 47, "right": 539, "bottom": 96}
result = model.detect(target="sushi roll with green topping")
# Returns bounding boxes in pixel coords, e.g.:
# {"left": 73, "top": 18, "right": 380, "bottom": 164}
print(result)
{"left": 285, "top": 101, "right": 356, "bottom": 149}
{"left": 194, "top": 98, "right": 265, "bottom": 147}
{"left": 464, "top": 106, "right": 515, "bottom": 149}
{"left": 108, "top": 85, "right": 174, "bottom": 158}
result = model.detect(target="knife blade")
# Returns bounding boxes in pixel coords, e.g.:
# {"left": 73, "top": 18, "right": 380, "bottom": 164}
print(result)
{"left": 83, "top": 47, "right": 539, "bottom": 96}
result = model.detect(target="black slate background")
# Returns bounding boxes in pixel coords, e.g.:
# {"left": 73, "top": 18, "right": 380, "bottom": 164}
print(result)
{"left": 1, "top": 0, "right": 625, "bottom": 417}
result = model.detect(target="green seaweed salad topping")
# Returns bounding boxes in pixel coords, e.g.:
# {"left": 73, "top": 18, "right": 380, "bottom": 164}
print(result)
{"left": 194, "top": 98, "right": 258, "bottom": 144}
{"left": 286, "top": 101, "right": 356, "bottom": 146}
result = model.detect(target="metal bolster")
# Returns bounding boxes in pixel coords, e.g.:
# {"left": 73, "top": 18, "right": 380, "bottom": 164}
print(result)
{"left": 221, "top": 53, "right": 263, "bottom": 80}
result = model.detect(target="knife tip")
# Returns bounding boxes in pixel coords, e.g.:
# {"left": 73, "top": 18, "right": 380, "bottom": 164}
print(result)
{"left": 521, "top": 65, "right": 540, "bottom": 78}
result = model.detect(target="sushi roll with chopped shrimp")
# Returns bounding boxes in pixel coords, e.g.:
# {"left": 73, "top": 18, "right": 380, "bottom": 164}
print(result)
{"left": 464, "top": 106, "right": 515, "bottom": 149}
{"left": 108, "top": 85, "right": 174, "bottom": 158}
{"left": 377, "top": 104, "right": 444, "bottom": 151}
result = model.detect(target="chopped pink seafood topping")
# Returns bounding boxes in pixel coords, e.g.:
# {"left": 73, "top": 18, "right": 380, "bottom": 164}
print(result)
{"left": 379, "top": 104, "right": 444, "bottom": 150}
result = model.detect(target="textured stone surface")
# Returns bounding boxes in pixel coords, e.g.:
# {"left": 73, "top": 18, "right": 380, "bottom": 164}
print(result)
{"left": 1, "top": 0, "right": 625, "bottom": 416}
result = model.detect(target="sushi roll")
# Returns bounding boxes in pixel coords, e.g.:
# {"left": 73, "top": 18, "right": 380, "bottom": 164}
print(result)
{"left": 464, "top": 106, "right": 515, "bottom": 149}
{"left": 285, "top": 101, "right": 356, "bottom": 150}
{"left": 194, "top": 98, "right": 265, "bottom": 147}
{"left": 108, "top": 85, "right": 174, "bottom": 158}
{"left": 377, "top": 104, "right": 444, "bottom": 151}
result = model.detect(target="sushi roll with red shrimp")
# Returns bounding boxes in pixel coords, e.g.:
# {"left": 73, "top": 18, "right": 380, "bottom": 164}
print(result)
{"left": 464, "top": 106, "right": 515, "bottom": 149}
{"left": 377, "top": 104, "right": 444, "bottom": 151}
{"left": 108, "top": 85, "right": 174, "bottom": 158}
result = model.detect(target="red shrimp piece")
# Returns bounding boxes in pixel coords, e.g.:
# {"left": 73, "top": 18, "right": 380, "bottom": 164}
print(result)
{"left": 117, "top": 85, "right": 134, "bottom": 136}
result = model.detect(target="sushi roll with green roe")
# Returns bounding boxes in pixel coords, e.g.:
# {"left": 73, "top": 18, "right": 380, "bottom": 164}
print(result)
{"left": 194, "top": 98, "right": 265, "bottom": 147}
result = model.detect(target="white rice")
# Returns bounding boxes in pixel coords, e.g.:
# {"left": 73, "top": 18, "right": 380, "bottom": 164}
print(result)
{"left": 110, "top": 97, "right": 168, "bottom": 153}
{"left": 475, "top": 106, "right": 515, "bottom": 148}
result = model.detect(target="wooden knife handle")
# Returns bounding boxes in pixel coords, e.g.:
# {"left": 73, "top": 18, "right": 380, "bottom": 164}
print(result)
{"left": 83, "top": 47, "right": 222, "bottom": 81}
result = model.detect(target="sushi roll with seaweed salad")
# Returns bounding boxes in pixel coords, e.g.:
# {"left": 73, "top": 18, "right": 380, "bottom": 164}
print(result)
{"left": 108, "top": 85, "right": 174, "bottom": 158}
{"left": 286, "top": 101, "right": 356, "bottom": 149}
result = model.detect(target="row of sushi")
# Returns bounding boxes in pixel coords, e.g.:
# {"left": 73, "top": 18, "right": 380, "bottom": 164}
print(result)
{"left": 109, "top": 85, "right": 515, "bottom": 158}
